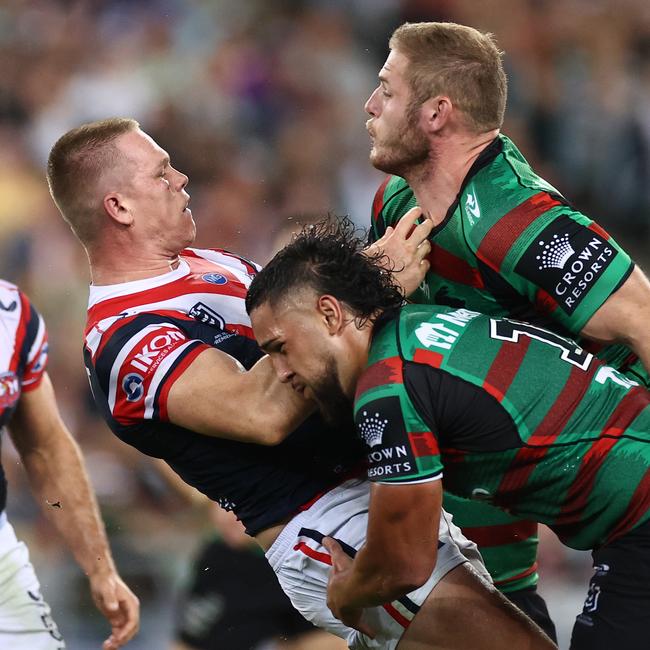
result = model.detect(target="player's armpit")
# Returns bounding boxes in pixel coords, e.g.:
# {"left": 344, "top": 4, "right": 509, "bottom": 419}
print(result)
{"left": 581, "top": 266, "right": 650, "bottom": 374}
{"left": 166, "top": 348, "right": 313, "bottom": 444}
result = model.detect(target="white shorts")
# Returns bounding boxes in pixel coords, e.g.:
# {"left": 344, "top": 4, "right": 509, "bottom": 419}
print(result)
{"left": 0, "top": 513, "right": 65, "bottom": 649}
{"left": 265, "top": 479, "right": 488, "bottom": 650}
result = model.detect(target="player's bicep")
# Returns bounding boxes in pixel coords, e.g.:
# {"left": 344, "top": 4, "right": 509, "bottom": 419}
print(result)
{"left": 166, "top": 346, "right": 258, "bottom": 437}
{"left": 365, "top": 481, "right": 443, "bottom": 579}
{"left": 167, "top": 349, "right": 311, "bottom": 444}
{"left": 581, "top": 266, "right": 650, "bottom": 345}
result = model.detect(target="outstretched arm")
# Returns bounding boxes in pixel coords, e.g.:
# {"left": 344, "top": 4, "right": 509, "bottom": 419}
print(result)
{"left": 8, "top": 373, "right": 140, "bottom": 650}
{"left": 166, "top": 349, "right": 314, "bottom": 444}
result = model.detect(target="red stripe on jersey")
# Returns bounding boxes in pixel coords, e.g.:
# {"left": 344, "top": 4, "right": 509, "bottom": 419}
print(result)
{"left": 156, "top": 343, "right": 207, "bottom": 421}
{"left": 412, "top": 349, "right": 444, "bottom": 368}
{"left": 534, "top": 288, "right": 559, "bottom": 316}
{"left": 87, "top": 262, "right": 248, "bottom": 325}
{"left": 461, "top": 520, "right": 537, "bottom": 548}
{"left": 482, "top": 336, "right": 531, "bottom": 402}
{"left": 494, "top": 562, "right": 539, "bottom": 588}
{"left": 604, "top": 467, "right": 650, "bottom": 545}
{"left": 382, "top": 603, "right": 411, "bottom": 629}
{"left": 294, "top": 542, "right": 332, "bottom": 565}
{"left": 355, "top": 357, "right": 403, "bottom": 400}
{"left": 409, "top": 431, "right": 439, "bottom": 458}
{"left": 497, "top": 363, "right": 598, "bottom": 497}
{"left": 588, "top": 222, "right": 611, "bottom": 240}
{"left": 427, "top": 244, "right": 485, "bottom": 288}
{"left": 476, "top": 193, "right": 563, "bottom": 272}
{"left": 558, "top": 387, "right": 650, "bottom": 528}
{"left": 9, "top": 292, "right": 30, "bottom": 373}
{"left": 372, "top": 177, "right": 392, "bottom": 224}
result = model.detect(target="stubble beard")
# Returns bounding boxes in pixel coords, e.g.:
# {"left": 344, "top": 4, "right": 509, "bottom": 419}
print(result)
{"left": 369, "top": 106, "right": 431, "bottom": 178}
{"left": 310, "top": 356, "right": 355, "bottom": 430}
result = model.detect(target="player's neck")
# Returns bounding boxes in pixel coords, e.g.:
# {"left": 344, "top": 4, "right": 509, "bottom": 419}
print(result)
{"left": 406, "top": 130, "right": 498, "bottom": 226}
{"left": 87, "top": 245, "right": 183, "bottom": 286}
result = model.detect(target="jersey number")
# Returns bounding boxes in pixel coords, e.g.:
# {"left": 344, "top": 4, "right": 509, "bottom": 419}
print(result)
{"left": 490, "top": 319, "right": 593, "bottom": 370}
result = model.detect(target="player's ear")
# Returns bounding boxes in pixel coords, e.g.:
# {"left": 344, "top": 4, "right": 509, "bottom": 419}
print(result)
{"left": 317, "top": 295, "right": 345, "bottom": 335}
{"left": 421, "top": 95, "right": 452, "bottom": 134}
{"left": 103, "top": 192, "right": 133, "bottom": 226}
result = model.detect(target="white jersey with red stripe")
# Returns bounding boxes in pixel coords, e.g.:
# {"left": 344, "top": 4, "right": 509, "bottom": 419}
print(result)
{"left": 83, "top": 248, "right": 365, "bottom": 535}
{"left": 0, "top": 280, "right": 49, "bottom": 512}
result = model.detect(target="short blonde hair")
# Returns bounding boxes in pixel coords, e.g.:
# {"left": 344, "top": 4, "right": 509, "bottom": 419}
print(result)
{"left": 46, "top": 118, "right": 139, "bottom": 245}
{"left": 390, "top": 22, "right": 507, "bottom": 132}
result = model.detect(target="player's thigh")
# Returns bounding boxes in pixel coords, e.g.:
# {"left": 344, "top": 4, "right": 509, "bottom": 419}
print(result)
{"left": 0, "top": 520, "right": 65, "bottom": 650}
{"left": 396, "top": 563, "right": 556, "bottom": 650}
{"left": 569, "top": 520, "right": 650, "bottom": 650}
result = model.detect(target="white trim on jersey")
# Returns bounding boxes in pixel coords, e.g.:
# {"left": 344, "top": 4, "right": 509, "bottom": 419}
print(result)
{"left": 0, "top": 285, "right": 22, "bottom": 372}
{"left": 88, "top": 260, "right": 190, "bottom": 308}
{"left": 25, "top": 313, "right": 45, "bottom": 364}
{"left": 143, "top": 340, "right": 197, "bottom": 419}
{"left": 190, "top": 248, "right": 261, "bottom": 277}
{"left": 376, "top": 473, "right": 443, "bottom": 486}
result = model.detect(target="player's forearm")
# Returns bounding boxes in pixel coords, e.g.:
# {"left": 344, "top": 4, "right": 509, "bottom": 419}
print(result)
{"left": 20, "top": 428, "right": 117, "bottom": 578}
{"left": 339, "top": 546, "right": 428, "bottom": 609}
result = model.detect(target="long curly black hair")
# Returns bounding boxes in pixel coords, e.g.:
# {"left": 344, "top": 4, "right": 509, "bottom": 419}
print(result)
{"left": 246, "top": 216, "right": 404, "bottom": 325}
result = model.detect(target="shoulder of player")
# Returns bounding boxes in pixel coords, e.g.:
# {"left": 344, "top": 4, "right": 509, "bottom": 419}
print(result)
{"left": 461, "top": 137, "right": 571, "bottom": 253}
{"left": 372, "top": 175, "right": 416, "bottom": 226}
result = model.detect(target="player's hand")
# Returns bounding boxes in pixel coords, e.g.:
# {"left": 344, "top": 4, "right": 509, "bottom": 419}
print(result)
{"left": 88, "top": 570, "right": 140, "bottom": 649}
{"left": 322, "top": 537, "right": 375, "bottom": 638}
{"left": 365, "top": 207, "right": 432, "bottom": 297}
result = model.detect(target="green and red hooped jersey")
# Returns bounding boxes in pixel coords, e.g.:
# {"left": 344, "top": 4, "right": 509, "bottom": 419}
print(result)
{"left": 368, "top": 134, "right": 646, "bottom": 589}
{"left": 355, "top": 305, "right": 650, "bottom": 552}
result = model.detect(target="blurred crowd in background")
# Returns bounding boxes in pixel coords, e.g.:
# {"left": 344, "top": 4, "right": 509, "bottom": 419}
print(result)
{"left": 0, "top": 0, "right": 648, "bottom": 648}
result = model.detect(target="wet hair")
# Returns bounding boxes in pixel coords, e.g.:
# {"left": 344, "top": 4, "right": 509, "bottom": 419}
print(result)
{"left": 246, "top": 216, "right": 404, "bottom": 325}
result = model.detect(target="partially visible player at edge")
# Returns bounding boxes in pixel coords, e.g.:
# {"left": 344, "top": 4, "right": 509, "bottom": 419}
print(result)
{"left": 246, "top": 218, "right": 650, "bottom": 650}
{"left": 364, "top": 21, "right": 650, "bottom": 642}
{"left": 0, "top": 279, "right": 139, "bottom": 650}
{"left": 46, "top": 118, "right": 554, "bottom": 650}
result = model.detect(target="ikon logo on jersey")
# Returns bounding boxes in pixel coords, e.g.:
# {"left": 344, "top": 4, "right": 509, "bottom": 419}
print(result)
{"left": 0, "top": 371, "right": 20, "bottom": 408}
{"left": 129, "top": 329, "right": 186, "bottom": 373}
{"left": 515, "top": 215, "right": 617, "bottom": 314}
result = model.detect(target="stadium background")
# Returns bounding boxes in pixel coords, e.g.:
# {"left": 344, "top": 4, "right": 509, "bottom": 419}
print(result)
{"left": 0, "top": 0, "right": 648, "bottom": 648}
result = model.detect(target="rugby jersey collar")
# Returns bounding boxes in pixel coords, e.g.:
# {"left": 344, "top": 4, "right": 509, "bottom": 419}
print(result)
{"left": 88, "top": 258, "right": 190, "bottom": 308}
{"left": 430, "top": 134, "right": 504, "bottom": 237}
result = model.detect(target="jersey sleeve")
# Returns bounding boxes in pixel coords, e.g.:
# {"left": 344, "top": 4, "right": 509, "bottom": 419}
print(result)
{"left": 473, "top": 195, "right": 634, "bottom": 332}
{"left": 354, "top": 364, "right": 443, "bottom": 485}
{"left": 93, "top": 320, "right": 208, "bottom": 426}
{"left": 19, "top": 294, "right": 48, "bottom": 392}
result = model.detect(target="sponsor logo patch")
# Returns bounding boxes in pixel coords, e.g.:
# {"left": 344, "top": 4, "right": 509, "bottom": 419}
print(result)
{"left": 0, "top": 371, "right": 20, "bottom": 408}
{"left": 515, "top": 215, "right": 617, "bottom": 314}
{"left": 189, "top": 302, "right": 226, "bottom": 328}
{"left": 202, "top": 273, "right": 228, "bottom": 285}
{"left": 122, "top": 373, "right": 144, "bottom": 402}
